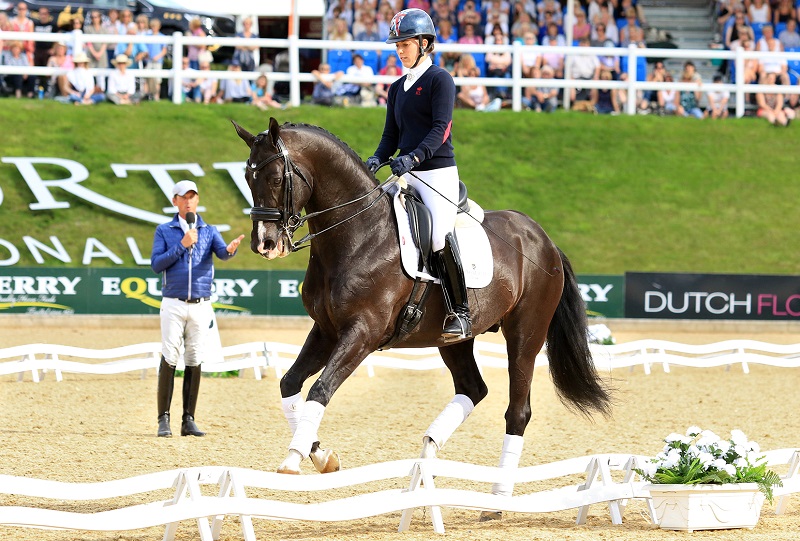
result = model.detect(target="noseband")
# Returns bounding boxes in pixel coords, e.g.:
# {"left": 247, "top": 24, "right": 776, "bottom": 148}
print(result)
{"left": 247, "top": 131, "right": 304, "bottom": 227}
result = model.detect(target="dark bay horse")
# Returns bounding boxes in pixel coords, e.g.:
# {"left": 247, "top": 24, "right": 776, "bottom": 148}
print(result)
{"left": 233, "top": 118, "right": 611, "bottom": 495}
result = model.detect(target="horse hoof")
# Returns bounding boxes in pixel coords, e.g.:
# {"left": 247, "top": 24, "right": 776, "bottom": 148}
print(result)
{"left": 311, "top": 448, "right": 341, "bottom": 473}
{"left": 276, "top": 465, "right": 301, "bottom": 475}
{"left": 479, "top": 511, "right": 502, "bottom": 522}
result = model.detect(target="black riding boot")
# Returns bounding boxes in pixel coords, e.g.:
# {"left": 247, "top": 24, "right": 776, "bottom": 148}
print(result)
{"left": 157, "top": 356, "right": 175, "bottom": 437}
{"left": 181, "top": 365, "right": 206, "bottom": 437}
{"left": 433, "top": 233, "right": 472, "bottom": 341}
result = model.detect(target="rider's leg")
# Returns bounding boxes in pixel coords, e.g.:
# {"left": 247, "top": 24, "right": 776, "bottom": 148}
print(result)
{"left": 405, "top": 167, "right": 471, "bottom": 340}
{"left": 433, "top": 233, "right": 472, "bottom": 339}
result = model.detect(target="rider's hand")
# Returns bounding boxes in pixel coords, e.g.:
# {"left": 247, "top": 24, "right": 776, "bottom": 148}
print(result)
{"left": 365, "top": 156, "right": 381, "bottom": 174}
{"left": 390, "top": 154, "right": 418, "bottom": 177}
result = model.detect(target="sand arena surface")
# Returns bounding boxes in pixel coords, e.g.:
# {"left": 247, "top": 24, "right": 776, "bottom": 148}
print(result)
{"left": 1, "top": 315, "right": 800, "bottom": 541}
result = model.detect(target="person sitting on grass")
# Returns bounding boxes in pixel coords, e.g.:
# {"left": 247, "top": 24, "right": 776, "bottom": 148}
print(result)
{"left": 55, "top": 52, "right": 105, "bottom": 105}
{"left": 106, "top": 53, "right": 141, "bottom": 105}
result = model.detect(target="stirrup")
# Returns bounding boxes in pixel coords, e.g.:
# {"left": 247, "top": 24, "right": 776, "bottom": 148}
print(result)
{"left": 442, "top": 312, "right": 472, "bottom": 341}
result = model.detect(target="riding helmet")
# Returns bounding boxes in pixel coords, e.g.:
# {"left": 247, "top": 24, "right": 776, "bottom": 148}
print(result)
{"left": 386, "top": 8, "right": 436, "bottom": 53}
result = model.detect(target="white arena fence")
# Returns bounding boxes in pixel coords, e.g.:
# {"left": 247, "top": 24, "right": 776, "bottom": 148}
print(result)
{"left": 1, "top": 450, "right": 798, "bottom": 539}
{"left": 1, "top": 30, "right": 799, "bottom": 117}
{"left": 2, "top": 339, "right": 800, "bottom": 383}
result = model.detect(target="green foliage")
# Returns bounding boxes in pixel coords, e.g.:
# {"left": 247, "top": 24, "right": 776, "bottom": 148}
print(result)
{"left": 2, "top": 102, "right": 799, "bottom": 274}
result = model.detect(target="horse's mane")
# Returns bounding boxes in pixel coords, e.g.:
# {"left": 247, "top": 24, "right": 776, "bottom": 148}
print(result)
{"left": 283, "top": 122, "right": 375, "bottom": 180}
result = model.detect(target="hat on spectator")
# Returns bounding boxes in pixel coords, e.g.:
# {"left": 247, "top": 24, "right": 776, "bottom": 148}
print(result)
{"left": 112, "top": 54, "right": 132, "bottom": 66}
{"left": 173, "top": 180, "right": 199, "bottom": 197}
{"left": 73, "top": 52, "right": 90, "bottom": 64}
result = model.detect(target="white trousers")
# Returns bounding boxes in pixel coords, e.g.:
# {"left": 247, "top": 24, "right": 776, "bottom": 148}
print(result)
{"left": 160, "top": 297, "right": 215, "bottom": 367}
{"left": 402, "top": 166, "right": 460, "bottom": 252}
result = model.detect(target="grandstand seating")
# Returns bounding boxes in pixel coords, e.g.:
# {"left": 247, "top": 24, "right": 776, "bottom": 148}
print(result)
{"left": 328, "top": 49, "right": 352, "bottom": 73}
{"left": 356, "top": 49, "right": 381, "bottom": 73}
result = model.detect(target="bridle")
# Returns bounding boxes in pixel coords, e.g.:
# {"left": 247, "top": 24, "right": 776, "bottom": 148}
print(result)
{"left": 247, "top": 130, "right": 308, "bottom": 229}
{"left": 246, "top": 129, "right": 396, "bottom": 252}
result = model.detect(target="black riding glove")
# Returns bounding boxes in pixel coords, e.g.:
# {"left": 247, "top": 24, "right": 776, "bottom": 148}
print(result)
{"left": 365, "top": 156, "right": 381, "bottom": 174}
{"left": 390, "top": 154, "right": 417, "bottom": 177}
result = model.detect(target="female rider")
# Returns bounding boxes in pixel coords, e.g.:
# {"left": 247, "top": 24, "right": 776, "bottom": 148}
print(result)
{"left": 366, "top": 8, "right": 472, "bottom": 341}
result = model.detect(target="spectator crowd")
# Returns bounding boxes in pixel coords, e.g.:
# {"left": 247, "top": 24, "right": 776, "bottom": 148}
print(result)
{"left": 1, "top": 1, "right": 799, "bottom": 123}
{"left": 0, "top": 2, "right": 286, "bottom": 110}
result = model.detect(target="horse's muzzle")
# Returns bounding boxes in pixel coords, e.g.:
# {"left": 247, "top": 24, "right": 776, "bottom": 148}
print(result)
{"left": 252, "top": 222, "right": 291, "bottom": 260}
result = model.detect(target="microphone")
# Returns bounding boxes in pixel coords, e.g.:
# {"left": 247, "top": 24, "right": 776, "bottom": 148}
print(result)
{"left": 186, "top": 212, "right": 196, "bottom": 255}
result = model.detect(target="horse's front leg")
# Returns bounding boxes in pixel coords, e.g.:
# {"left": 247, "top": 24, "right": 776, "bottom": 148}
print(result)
{"left": 277, "top": 324, "right": 338, "bottom": 474}
{"left": 279, "top": 324, "right": 376, "bottom": 474}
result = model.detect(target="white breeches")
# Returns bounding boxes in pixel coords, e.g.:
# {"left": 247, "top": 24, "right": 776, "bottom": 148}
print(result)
{"left": 402, "top": 166, "right": 460, "bottom": 252}
{"left": 160, "top": 297, "right": 214, "bottom": 367}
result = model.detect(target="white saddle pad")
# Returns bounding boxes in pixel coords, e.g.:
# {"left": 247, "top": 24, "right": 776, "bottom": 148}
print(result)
{"left": 392, "top": 189, "right": 493, "bottom": 288}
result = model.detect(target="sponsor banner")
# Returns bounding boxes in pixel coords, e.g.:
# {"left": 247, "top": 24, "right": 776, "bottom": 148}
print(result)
{"left": 625, "top": 272, "right": 800, "bottom": 320}
{"left": 577, "top": 275, "right": 624, "bottom": 318}
{"left": 0, "top": 268, "right": 628, "bottom": 318}
{"left": 0, "top": 268, "right": 308, "bottom": 316}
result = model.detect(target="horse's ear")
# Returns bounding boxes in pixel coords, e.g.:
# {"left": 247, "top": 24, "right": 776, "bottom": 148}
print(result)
{"left": 231, "top": 120, "right": 255, "bottom": 149}
{"left": 268, "top": 117, "right": 281, "bottom": 147}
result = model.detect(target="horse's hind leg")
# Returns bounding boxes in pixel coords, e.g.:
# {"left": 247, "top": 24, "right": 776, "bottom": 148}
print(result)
{"left": 480, "top": 315, "right": 550, "bottom": 521}
{"left": 421, "top": 339, "right": 488, "bottom": 459}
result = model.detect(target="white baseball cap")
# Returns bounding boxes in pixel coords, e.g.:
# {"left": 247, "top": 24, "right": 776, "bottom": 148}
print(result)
{"left": 172, "top": 180, "right": 199, "bottom": 196}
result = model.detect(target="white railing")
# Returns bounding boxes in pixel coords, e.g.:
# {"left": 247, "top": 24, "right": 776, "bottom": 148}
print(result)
{"left": 1, "top": 450, "right": 798, "bottom": 539}
{"left": 2, "top": 30, "right": 798, "bottom": 116}
{"left": 3, "top": 339, "right": 800, "bottom": 382}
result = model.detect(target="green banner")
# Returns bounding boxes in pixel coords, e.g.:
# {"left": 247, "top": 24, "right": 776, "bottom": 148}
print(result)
{"left": 577, "top": 275, "right": 625, "bottom": 318}
{"left": 0, "top": 268, "right": 626, "bottom": 318}
{"left": 0, "top": 268, "right": 308, "bottom": 316}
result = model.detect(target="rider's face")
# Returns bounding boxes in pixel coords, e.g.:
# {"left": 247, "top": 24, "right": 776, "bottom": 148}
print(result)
{"left": 395, "top": 38, "right": 422, "bottom": 69}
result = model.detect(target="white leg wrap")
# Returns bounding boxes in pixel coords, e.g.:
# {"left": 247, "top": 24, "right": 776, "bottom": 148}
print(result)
{"left": 424, "top": 394, "right": 475, "bottom": 450}
{"left": 288, "top": 400, "right": 325, "bottom": 459}
{"left": 491, "top": 434, "right": 525, "bottom": 497}
{"left": 281, "top": 392, "right": 304, "bottom": 434}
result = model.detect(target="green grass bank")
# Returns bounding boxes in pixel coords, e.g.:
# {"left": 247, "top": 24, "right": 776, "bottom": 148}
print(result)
{"left": 0, "top": 100, "right": 797, "bottom": 275}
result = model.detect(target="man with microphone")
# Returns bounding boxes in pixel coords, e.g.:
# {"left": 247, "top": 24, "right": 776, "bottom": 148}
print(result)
{"left": 150, "top": 180, "right": 245, "bottom": 438}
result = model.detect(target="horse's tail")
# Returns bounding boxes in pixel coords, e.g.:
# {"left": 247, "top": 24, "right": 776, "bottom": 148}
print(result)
{"left": 545, "top": 248, "right": 613, "bottom": 418}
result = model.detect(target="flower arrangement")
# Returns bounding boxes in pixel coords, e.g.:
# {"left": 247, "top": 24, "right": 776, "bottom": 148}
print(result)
{"left": 637, "top": 427, "right": 783, "bottom": 502}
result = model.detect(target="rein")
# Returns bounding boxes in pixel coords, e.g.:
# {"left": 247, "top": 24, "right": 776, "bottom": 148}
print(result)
{"left": 247, "top": 132, "right": 397, "bottom": 252}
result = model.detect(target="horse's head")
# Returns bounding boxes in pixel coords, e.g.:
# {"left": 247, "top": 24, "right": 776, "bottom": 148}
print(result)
{"left": 233, "top": 117, "right": 311, "bottom": 260}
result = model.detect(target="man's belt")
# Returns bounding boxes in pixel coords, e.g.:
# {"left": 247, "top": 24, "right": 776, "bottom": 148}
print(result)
{"left": 176, "top": 297, "right": 210, "bottom": 304}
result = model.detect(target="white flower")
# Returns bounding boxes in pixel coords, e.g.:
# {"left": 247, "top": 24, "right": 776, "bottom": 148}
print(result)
{"left": 698, "top": 430, "right": 720, "bottom": 445}
{"left": 734, "top": 444, "right": 747, "bottom": 457}
{"left": 735, "top": 457, "right": 748, "bottom": 468}
{"left": 723, "top": 464, "right": 736, "bottom": 476}
{"left": 687, "top": 445, "right": 700, "bottom": 457}
{"left": 641, "top": 463, "right": 658, "bottom": 478}
{"left": 730, "top": 429, "right": 748, "bottom": 447}
{"left": 712, "top": 458, "right": 728, "bottom": 470}
{"left": 686, "top": 426, "right": 702, "bottom": 437}
{"left": 697, "top": 452, "right": 715, "bottom": 468}
{"left": 665, "top": 432, "right": 684, "bottom": 443}
{"left": 664, "top": 448, "right": 682, "bottom": 468}
{"left": 749, "top": 441, "right": 760, "bottom": 454}
{"left": 717, "top": 440, "right": 731, "bottom": 454}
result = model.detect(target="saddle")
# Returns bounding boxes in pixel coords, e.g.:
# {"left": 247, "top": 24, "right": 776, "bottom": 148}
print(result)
{"left": 402, "top": 181, "right": 469, "bottom": 274}
{"left": 379, "top": 181, "right": 471, "bottom": 350}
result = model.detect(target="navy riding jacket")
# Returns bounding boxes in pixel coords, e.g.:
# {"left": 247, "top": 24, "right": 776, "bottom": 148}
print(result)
{"left": 151, "top": 214, "right": 234, "bottom": 300}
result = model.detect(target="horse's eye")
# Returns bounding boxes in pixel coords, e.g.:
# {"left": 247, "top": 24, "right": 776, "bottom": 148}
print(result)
{"left": 270, "top": 175, "right": 283, "bottom": 186}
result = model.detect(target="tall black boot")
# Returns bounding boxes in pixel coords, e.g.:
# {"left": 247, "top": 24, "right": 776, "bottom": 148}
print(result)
{"left": 181, "top": 365, "right": 206, "bottom": 437}
{"left": 433, "top": 233, "right": 472, "bottom": 341}
{"left": 157, "top": 356, "right": 175, "bottom": 437}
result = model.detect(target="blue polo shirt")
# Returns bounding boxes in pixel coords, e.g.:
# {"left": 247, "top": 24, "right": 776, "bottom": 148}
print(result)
{"left": 374, "top": 63, "right": 456, "bottom": 171}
